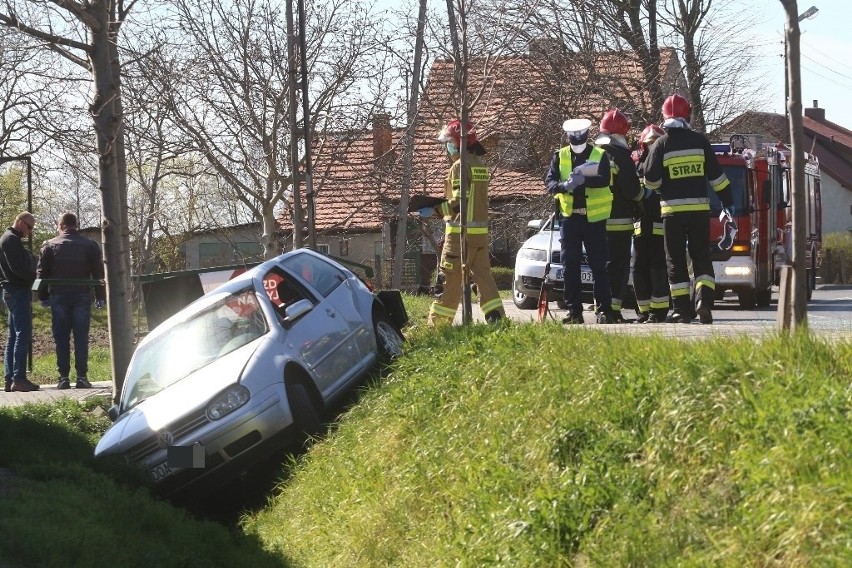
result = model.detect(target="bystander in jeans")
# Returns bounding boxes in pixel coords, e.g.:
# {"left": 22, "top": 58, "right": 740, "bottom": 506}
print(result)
{"left": 1, "top": 212, "right": 40, "bottom": 392}
{"left": 37, "top": 212, "right": 105, "bottom": 390}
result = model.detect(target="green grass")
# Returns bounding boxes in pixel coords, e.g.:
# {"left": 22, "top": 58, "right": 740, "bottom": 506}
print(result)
{"left": 241, "top": 323, "right": 852, "bottom": 567}
{"left": 1, "top": 295, "right": 850, "bottom": 567}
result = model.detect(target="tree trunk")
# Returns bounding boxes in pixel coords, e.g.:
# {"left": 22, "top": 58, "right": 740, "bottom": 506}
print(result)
{"left": 90, "top": 9, "right": 136, "bottom": 401}
{"left": 392, "top": 0, "right": 427, "bottom": 290}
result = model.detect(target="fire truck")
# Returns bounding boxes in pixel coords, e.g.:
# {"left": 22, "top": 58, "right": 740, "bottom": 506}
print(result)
{"left": 710, "top": 135, "right": 822, "bottom": 308}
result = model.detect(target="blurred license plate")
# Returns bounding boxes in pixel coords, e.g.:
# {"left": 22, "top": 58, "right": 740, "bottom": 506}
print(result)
{"left": 550, "top": 267, "right": 594, "bottom": 283}
{"left": 149, "top": 461, "right": 175, "bottom": 482}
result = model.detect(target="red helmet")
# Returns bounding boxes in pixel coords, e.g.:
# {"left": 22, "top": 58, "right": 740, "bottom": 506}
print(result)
{"left": 437, "top": 119, "right": 478, "bottom": 146}
{"left": 639, "top": 124, "right": 666, "bottom": 150}
{"left": 599, "top": 109, "right": 630, "bottom": 136}
{"left": 662, "top": 94, "right": 691, "bottom": 120}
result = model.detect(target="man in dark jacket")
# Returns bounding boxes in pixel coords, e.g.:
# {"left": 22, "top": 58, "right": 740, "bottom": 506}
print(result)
{"left": 1, "top": 211, "right": 40, "bottom": 392}
{"left": 595, "top": 109, "right": 645, "bottom": 322}
{"left": 37, "top": 212, "right": 105, "bottom": 389}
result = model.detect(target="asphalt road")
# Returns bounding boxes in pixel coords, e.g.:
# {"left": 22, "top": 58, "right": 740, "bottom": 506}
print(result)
{"left": 460, "top": 284, "right": 852, "bottom": 341}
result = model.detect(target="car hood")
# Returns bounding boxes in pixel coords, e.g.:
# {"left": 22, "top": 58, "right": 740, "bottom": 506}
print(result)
{"left": 95, "top": 340, "right": 261, "bottom": 457}
{"left": 521, "top": 230, "right": 557, "bottom": 251}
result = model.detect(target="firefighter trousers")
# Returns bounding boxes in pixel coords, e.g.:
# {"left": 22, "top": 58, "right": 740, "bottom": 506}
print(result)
{"left": 632, "top": 235, "right": 670, "bottom": 316}
{"left": 663, "top": 211, "right": 716, "bottom": 313}
{"left": 606, "top": 229, "right": 633, "bottom": 313}
{"left": 428, "top": 242, "right": 505, "bottom": 325}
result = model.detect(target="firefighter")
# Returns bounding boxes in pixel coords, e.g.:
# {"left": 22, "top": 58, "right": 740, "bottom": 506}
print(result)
{"left": 631, "top": 124, "right": 670, "bottom": 323}
{"left": 642, "top": 94, "right": 734, "bottom": 324}
{"left": 594, "top": 109, "right": 644, "bottom": 322}
{"left": 420, "top": 119, "right": 505, "bottom": 326}
{"left": 544, "top": 118, "right": 615, "bottom": 324}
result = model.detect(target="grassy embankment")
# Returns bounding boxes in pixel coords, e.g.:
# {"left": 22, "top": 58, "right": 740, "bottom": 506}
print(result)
{"left": 0, "top": 294, "right": 850, "bottom": 567}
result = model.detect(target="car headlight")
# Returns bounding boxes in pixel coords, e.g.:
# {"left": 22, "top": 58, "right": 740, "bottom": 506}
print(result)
{"left": 206, "top": 385, "right": 250, "bottom": 421}
{"left": 517, "top": 248, "right": 547, "bottom": 262}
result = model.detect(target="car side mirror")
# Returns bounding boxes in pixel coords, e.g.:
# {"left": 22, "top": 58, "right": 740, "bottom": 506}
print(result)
{"left": 107, "top": 404, "right": 120, "bottom": 422}
{"left": 283, "top": 298, "right": 313, "bottom": 325}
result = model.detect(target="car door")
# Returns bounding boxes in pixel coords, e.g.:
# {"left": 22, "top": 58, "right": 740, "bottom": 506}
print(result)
{"left": 264, "top": 266, "right": 354, "bottom": 397}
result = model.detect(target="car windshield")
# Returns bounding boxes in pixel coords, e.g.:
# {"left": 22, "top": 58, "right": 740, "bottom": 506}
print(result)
{"left": 121, "top": 288, "right": 268, "bottom": 411}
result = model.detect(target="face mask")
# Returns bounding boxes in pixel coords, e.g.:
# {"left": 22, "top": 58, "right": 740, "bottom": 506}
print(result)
{"left": 446, "top": 142, "right": 459, "bottom": 155}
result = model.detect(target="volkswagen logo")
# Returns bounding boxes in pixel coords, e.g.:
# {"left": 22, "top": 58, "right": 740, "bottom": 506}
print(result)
{"left": 156, "top": 430, "right": 174, "bottom": 448}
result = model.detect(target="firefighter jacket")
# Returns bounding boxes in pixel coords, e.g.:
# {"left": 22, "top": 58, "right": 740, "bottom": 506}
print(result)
{"left": 437, "top": 154, "right": 490, "bottom": 255}
{"left": 642, "top": 127, "right": 733, "bottom": 216}
{"left": 633, "top": 148, "right": 664, "bottom": 238}
{"left": 599, "top": 143, "right": 643, "bottom": 232}
{"left": 544, "top": 145, "right": 612, "bottom": 222}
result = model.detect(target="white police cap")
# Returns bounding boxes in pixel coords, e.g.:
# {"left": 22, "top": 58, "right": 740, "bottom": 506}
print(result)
{"left": 562, "top": 118, "right": 592, "bottom": 135}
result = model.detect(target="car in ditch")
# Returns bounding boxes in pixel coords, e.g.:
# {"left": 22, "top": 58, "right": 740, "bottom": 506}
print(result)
{"left": 94, "top": 248, "right": 406, "bottom": 498}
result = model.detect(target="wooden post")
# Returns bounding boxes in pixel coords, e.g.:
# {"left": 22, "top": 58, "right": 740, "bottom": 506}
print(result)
{"left": 776, "top": 265, "right": 793, "bottom": 332}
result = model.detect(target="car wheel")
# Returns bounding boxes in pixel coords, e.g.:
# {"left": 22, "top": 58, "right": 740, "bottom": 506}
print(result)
{"left": 513, "top": 280, "right": 537, "bottom": 310}
{"left": 555, "top": 299, "right": 568, "bottom": 310}
{"left": 755, "top": 288, "right": 772, "bottom": 307}
{"left": 374, "top": 312, "right": 404, "bottom": 362}
{"left": 287, "top": 380, "right": 323, "bottom": 437}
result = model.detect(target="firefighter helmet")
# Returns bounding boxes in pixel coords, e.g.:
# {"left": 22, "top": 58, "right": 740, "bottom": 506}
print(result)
{"left": 437, "top": 119, "right": 478, "bottom": 146}
{"left": 662, "top": 94, "right": 691, "bottom": 120}
{"left": 639, "top": 124, "right": 666, "bottom": 150}
{"left": 599, "top": 109, "right": 630, "bottom": 136}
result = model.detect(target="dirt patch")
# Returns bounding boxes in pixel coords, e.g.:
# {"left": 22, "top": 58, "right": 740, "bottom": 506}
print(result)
{"left": 30, "top": 328, "right": 112, "bottom": 358}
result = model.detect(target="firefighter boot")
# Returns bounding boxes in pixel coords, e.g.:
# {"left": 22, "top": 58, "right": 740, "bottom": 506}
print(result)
{"left": 484, "top": 309, "right": 503, "bottom": 324}
{"left": 695, "top": 292, "right": 714, "bottom": 325}
{"left": 666, "top": 297, "right": 692, "bottom": 323}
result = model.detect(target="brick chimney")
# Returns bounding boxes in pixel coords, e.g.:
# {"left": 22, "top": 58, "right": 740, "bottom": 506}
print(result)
{"left": 372, "top": 113, "right": 392, "bottom": 158}
{"left": 804, "top": 100, "right": 826, "bottom": 122}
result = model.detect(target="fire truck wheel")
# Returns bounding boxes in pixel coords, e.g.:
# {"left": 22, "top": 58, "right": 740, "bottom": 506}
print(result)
{"left": 737, "top": 289, "right": 756, "bottom": 310}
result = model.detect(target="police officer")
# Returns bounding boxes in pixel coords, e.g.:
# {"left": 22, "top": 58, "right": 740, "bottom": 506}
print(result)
{"left": 632, "top": 125, "right": 670, "bottom": 323}
{"left": 544, "top": 118, "right": 614, "bottom": 324}
{"left": 594, "top": 109, "right": 644, "bottom": 322}
{"left": 642, "top": 94, "right": 734, "bottom": 324}
{"left": 420, "top": 119, "right": 505, "bottom": 325}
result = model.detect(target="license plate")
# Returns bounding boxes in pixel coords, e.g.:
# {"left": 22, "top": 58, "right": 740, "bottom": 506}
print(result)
{"left": 149, "top": 461, "right": 176, "bottom": 482}
{"left": 550, "top": 268, "right": 594, "bottom": 283}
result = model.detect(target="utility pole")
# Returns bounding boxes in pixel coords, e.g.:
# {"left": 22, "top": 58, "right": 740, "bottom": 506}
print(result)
{"left": 297, "top": 0, "right": 317, "bottom": 250}
{"left": 778, "top": 2, "right": 818, "bottom": 332}
{"left": 286, "top": 0, "right": 305, "bottom": 249}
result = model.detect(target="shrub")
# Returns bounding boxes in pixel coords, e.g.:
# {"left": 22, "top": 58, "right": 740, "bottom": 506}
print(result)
{"left": 821, "top": 232, "right": 852, "bottom": 284}
{"left": 491, "top": 266, "right": 514, "bottom": 290}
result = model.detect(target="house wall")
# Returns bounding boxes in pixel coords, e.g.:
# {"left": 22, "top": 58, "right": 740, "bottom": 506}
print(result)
{"left": 821, "top": 175, "right": 852, "bottom": 234}
{"left": 183, "top": 226, "right": 265, "bottom": 269}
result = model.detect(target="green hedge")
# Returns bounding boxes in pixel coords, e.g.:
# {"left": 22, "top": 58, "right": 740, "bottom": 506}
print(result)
{"left": 821, "top": 232, "right": 852, "bottom": 284}
{"left": 492, "top": 266, "right": 514, "bottom": 290}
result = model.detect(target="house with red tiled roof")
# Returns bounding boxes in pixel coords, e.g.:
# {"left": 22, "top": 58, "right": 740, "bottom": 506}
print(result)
{"left": 278, "top": 44, "right": 685, "bottom": 289}
{"left": 715, "top": 101, "right": 852, "bottom": 235}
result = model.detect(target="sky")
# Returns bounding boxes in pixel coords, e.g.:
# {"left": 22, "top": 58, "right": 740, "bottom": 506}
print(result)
{"left": 749, "top": 0, "right": 852, "bottom": 129}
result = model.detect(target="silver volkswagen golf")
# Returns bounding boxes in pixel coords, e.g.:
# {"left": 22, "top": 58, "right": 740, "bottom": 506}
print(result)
{"left": 95, "top": 249, "right": 405, "bottom": 498}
